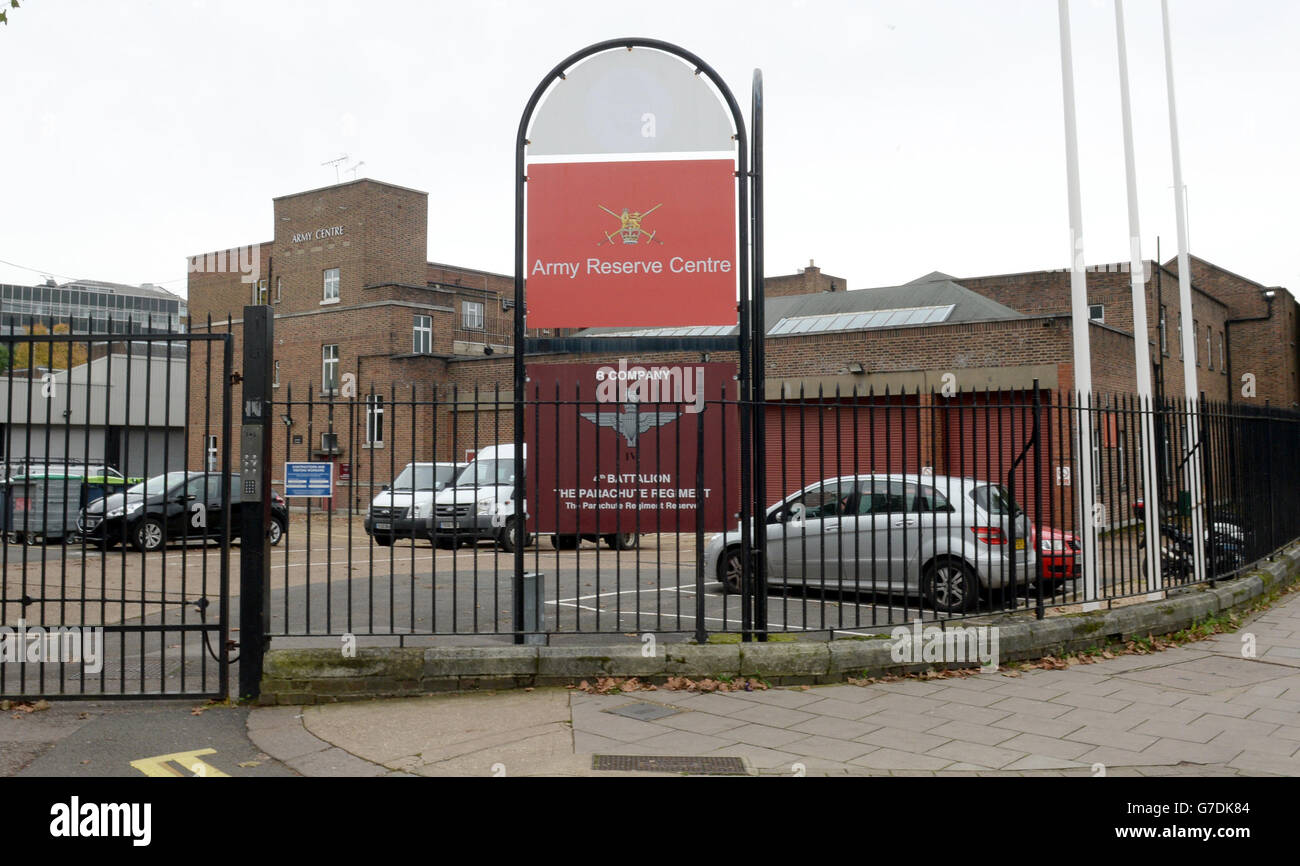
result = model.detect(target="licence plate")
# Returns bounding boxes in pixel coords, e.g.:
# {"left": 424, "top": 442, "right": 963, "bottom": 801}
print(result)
{"left": 1014, "top": 538, "right": 1025, "bottom": 550}
{"left": 375, "top": 522, "right": 391, "bottom": 530}
{"left": 439, "top": 521, "right": 456, "bottom": 529}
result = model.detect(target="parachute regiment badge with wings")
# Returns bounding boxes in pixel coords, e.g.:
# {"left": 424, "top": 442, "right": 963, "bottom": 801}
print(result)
{"left": 579, "top": 404, "right": 679, "bottom": 448}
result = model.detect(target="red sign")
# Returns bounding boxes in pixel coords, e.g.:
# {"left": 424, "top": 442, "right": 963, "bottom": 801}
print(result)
{"left": 525, "top": 159, "right": 737, "bottom": 328}
{"left": 525, "top": 361, "right": 738, "bottom": 533}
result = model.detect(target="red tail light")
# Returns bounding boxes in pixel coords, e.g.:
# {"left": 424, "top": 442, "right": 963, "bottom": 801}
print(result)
{"left": 971, "top": 526, "right": 1006, "bottom": 545}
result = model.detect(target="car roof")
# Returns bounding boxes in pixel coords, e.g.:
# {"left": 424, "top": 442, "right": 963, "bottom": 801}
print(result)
{"left": 821, "top": 473, "right": 983, "bottom": 488}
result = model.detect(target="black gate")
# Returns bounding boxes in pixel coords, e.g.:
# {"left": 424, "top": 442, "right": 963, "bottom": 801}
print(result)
{"left": 0, "top": 327, "right": 233, "bottom": 699}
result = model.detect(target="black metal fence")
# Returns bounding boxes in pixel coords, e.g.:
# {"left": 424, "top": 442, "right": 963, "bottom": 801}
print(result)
{"left": 263, "top": 383, "right": 1300, "bottom": 644}
{"left": 3, "top": 316, "right": 1297, "bottom": 699}
{"left": 1, "top": 325, "right": 233, "bottom": 698}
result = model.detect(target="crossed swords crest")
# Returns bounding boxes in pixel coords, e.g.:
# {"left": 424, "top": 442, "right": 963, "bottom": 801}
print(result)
{"left": 579, "top": 403, "right": 679, "bottom": 448}
{"left": 597, "top": 203, "right": 663, "bottom": 246}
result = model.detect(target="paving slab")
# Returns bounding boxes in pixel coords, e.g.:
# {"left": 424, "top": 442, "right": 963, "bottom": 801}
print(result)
{"left": 244, "top": 575, "right": 1300, "bottom": 777}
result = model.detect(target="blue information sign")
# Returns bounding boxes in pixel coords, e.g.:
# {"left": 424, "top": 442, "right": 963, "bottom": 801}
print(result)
{"left": 284, "top": 462, "right": 333, "bottom": 498}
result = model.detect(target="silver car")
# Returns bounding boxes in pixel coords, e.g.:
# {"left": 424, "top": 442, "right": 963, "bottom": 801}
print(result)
{"left": 702, "top": 474, "right": 1037, "bottom": 614}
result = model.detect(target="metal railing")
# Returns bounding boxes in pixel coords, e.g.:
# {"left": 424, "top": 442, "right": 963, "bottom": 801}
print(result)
{"left": 262, "top": 383, "right": 1300, "bottom": 643}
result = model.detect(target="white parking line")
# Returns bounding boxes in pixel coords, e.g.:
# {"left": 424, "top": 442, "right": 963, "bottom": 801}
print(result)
{"left": 545, "top": 582, "right": 700, "bottom": 605}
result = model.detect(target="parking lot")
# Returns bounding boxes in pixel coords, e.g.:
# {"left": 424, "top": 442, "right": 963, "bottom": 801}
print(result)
{"left": 3, "top": 510, "right": 1146, "bottom": 641}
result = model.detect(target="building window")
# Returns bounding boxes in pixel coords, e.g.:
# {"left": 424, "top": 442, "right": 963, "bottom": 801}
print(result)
{"left": 322, "top": 344, "right": 339, "bottom": 393}
{"left": 205, "top": 435, "right": 218, "bottom": 473}
{"left": 413, "top": 315, "right": 432, "bottom": 354}
{"left": 462, "top": 300, "right": 484, "bottom": 331}
{"left": 254, "top": 279, "right": 268, "bottom": 305}
{"left": 275, "top": 276, "right": 283, "bottom": 303}
{"left": 1219, "top": 332, "right": 1225, "bottom": 374}
{"left": 323, "top": 268, "right": 340, "bottom": 303}
{"left": 1089, "top": 304, "right": 1104, "bottom": 323}
{"left": 1193, "top": 319, "right": 1199, "bottom": 365}
{"left": 1159, "top": 305, "right": 1168, "bottom": 355}
{"left": 273, "top": 360, "right": 280, "bottom": 389}
{"left": 1206, "top": 325, "right": 1213, "bottom": 370}
{"left": 365, "top": 395, "right": 384, "bottom": 447}
{"left": 1177, "top": 322, "right": 1183, "bottom": 359}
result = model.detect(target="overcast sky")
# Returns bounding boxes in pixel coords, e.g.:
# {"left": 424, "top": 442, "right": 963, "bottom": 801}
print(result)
{"left": 1, "top": 0, "right": 1296, "bottom": 299}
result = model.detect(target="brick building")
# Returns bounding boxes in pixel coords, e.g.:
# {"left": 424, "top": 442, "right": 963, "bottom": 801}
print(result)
{"left": 184, "top": 177, "right": 1295, "bottom": 515}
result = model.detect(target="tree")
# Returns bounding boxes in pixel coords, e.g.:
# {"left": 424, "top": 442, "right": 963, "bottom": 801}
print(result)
{"left": 0, "top": 343, "right": 9, "bottom": 373}
{"left": 10, "top": 323, "right": 88, "bottom": 372}
{"left": 0, "top": 2, "right": 22, "bottom": 27}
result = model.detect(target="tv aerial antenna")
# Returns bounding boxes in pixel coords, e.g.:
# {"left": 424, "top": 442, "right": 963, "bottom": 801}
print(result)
{"left": 322, "top": 154, "right": 349, "bottom": 183}
{"left": 345, "top": 159, "right": 365, "bottom": 180}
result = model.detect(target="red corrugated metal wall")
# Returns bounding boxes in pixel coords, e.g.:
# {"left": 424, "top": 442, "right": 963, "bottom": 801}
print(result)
{"left": 938, "top": 389, "right": 1061, "bottom": 527}
{"left": 762, "top": 394, "right": 922, "bottom": 505}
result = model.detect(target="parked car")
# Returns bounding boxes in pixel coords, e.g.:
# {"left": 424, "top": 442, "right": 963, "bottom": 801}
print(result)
{"left": 364, "top": 462, "right": 464, "bottom": 546}
{"left": 77, "top": 471, "right": 288, "bottom": 552}
{"left": 702, "top": 474, "right": 1036, "bottom": 614}
{"left": 431, "top": 444, "right": 530, "bottom": 551}
{"left": 1034, "top": 525, "right": 1080, "bottom": 581}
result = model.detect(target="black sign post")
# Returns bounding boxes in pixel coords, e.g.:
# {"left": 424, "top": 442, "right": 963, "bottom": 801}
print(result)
{"left": 238, "top": 305, "right": 273, "bottom": 698}
{"left": 514, "top": 39, "right": 767, "bottom": 641}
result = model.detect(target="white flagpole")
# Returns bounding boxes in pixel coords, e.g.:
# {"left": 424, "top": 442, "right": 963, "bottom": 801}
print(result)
{"left": 1114, "top": 0, "right": 1163, "bottom": 597}
{"left": 1161, "top": 0, "right": 1206, "bottom": 584}
{"left": 1058, "top": 0, "right": 1100, "bottom": 608}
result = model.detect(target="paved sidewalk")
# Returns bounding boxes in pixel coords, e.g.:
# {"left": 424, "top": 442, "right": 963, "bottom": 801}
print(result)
{"left": 247, "top": 587, "right": 1300, "bottom": 777}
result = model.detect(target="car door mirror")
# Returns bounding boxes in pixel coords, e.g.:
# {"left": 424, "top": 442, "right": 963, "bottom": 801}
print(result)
{"left": 381, "top": 484, "right": 389, "bottom": 492}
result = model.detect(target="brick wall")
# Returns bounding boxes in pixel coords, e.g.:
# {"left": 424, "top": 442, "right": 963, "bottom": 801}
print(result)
{"left": 959, "top": 262, "right": 1230, "bottom": 401}
{"left": 1166, "top": 256, "right": 1299, "bottom": 408}
{"left": 764, "top": 261, "right": 846, "bottom": 298}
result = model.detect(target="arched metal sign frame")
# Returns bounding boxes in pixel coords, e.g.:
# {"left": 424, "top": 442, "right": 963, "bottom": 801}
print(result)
{"left": 512, "top": 38, "right": 766, "bottom": 643}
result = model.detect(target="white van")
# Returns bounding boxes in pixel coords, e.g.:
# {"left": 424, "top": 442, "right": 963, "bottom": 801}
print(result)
{"left": 431, "top": 443, "right": 530, "bottom": 551}
{"left": 365, "top": 462, "right": 463, "bottom": 546}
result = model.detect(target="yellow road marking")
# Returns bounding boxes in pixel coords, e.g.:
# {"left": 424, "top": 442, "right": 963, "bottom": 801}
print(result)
{"left": 129, "top": 748, "right": 230, "bottom": 777}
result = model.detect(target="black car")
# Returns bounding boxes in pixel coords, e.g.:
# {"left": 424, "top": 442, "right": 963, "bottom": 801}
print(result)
{"left": 77, "top": 471, "right": 288, "bottom": 552}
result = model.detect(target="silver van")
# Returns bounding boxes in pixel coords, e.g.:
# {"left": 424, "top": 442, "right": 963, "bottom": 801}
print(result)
{"left": 702, "top": 474, "right": 1037, "bottom": 614}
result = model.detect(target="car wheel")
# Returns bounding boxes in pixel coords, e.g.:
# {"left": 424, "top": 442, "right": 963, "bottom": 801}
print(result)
{"left": 372, "top": 533, "right": 393, "bottom": 547}
{"left": 268, "top": 518, "right": 285, "bottom": 546}
{"left": 131, "top": 517, "right": 165, "bottom": 553}
{"left": 497, "top": 518, "right": 530, "bottom": 552}
{"left": 925, "top": 557, "right": 978, "bottom": 614}
{"left": 551, "top": 534, "right": 579, "bottom": 550}
{"left": 604, "top": 533, "right": 638, "bottom": 550}
{"left": 717, "top": 546, "right": 743, "bottom": 594}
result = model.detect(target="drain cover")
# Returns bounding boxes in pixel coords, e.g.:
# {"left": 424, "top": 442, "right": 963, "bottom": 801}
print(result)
{"left": 603, "top": 702, "right": 682, "bottom": 722}
{"left": 593, "top": 755, "right": 747, "bottom": 775}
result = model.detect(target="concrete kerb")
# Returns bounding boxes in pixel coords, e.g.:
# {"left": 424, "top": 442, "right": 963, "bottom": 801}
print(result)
{"left": 259, "top": 543, "right": 1300, "bottom": 704}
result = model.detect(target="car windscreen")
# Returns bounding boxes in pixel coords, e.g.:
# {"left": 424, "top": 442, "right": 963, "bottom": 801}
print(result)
{"left": 128, "top": 471, "right": 191, "bottom": 498}
{"left": 457, "top": 459, "right": 515, "bottom": 487}
{"left": 391, "top": 465, "right": 437, "bottom": 491}
{"left": 435, "top": 465, "right": 459, "bottom": 486}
